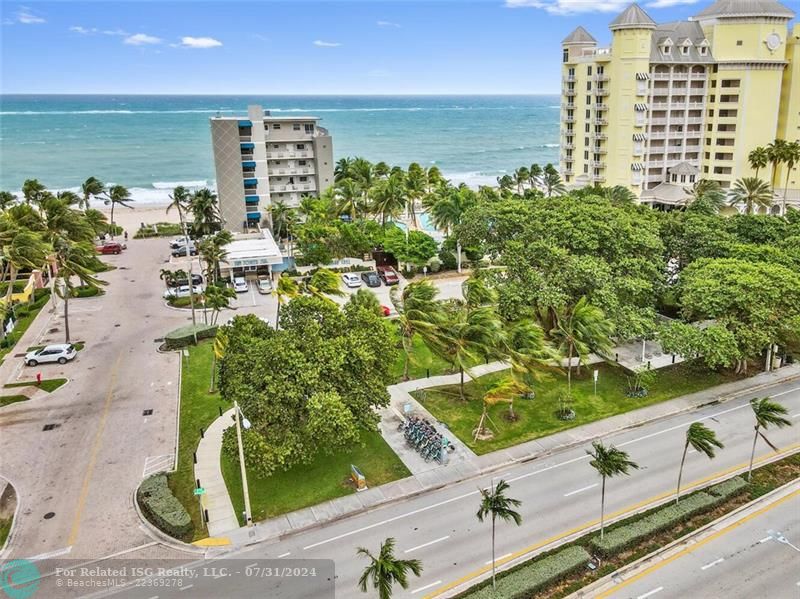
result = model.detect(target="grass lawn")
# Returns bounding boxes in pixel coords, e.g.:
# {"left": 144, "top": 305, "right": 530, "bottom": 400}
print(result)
{"left": 415, "top": 361, "right": 744, "bottom": 454}
{"left": 222, "top": 429, "right": 410, "bottom": 524}
{"left": 166, "top": 341, "right": 228, "bottom": 541}
{"left": 4, "top": 378, "right": 67, "bottom": 393}
{"left": 0, "top": 291, "right": 51, "bottom": 364}
{"left": 0, "top": 516, "right": 11, "bottom": 548}
{"left": 27, "top": 342, "right": 85, "bottom": 352}
{"left": 387, "top": 324, "right": 482, "bottom": 383}
{"left": 0, "top": 395, "right": 28, "bottom": 408}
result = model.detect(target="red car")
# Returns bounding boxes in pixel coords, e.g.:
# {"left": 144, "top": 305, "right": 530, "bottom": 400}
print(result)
{"left": 377, "top": 266, "right": 399, "bottom": 285}
{"left": 95, "top": 242, "right": 123, "bottom": 255}
{"left": 381, "top": 305, "right": 391, "bottom": 317}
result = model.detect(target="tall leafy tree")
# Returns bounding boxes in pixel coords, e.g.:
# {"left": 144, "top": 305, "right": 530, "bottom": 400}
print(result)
{"left": 390, "top": 280, "right": 443, "bottom": 380}
{"left": 103, "top": 184, "right": 133, "bottom": 237}
{"left": 587, "top": 441, "right": 639, "bottom": 539}
{"left": 0, "top": 192, "right": 16, "bottom": 211}
{"left": 0, "top": 223, "right": 49, "bottom": 339}
{"left": 766, "top": 139, "right": 786, "bottom": 189}
{"left": 21, "top": 179, "right": 48, "bottom": 209}
{"left": 779, "top": 140, "right": 800, "bottom": 214}
{"left": 273, "top": 274, "right": 299, "bottom": 328}
{"left": 728, "top": 177, "right": 773, "bottom": 215}
{"left": 80, "top": 176, "right": 105, "bottom": 210}
{"left": 675, "top": 423, "right": 723, "bottom": 504}
{"left": 747, "top": 397, "right": 791, "bottom": 481}
{"left": 476, "top": 479, "right": 522, "bottom": 590}
{"left": 513, "top": 166, "right": 530, "bottom": 195}
{"left": 190, "top": 188, "right": 221, "bottom": 236}
{"left": 167, "top": 185, "right": 198, "bottom": 331}
{"left": 204, "top": 284, "right": 236, "bottom": 326}
{"left": 541, "top": 164, "right": 567, "bottom": 197}
{"left": 429, "top": 186, "right": 476, "bottom": 273}
{"left": 748, "top": 147, "right": 769, "bottom": 180}
{"left": 357, "top": 538, "right": 422, "bottom": 599}
{"left": 53, "top": 237, "right": 105, "bottom": 343}
{"left": 405, "top": 162, "right": 426, "bottom": 228}
{"left": 371, "top": 173, "right": 407, "bottom": 227}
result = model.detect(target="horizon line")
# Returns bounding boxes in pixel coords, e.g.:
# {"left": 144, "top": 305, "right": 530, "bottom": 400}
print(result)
{"left": 0, "top": 92, "right": 561, "bottom": 97}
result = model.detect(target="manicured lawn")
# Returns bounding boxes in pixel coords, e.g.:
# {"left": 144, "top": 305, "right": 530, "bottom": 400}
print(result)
{"left": 27, "top": 342, "right": 85, "bottom": 352}
{"left": 0, "top": 395, "right": 28, "bottom": 408}
{"left": 4, "top": 378, "right": 67, "bottom": 393}
{"left": 415, "top": 361, "right": 744, "bottom": 454}
{"left": 222, "top": 429, "right": 410, "bottom": 524}
{"left": 0, "top": 516, "right": 12, "bottom": 548}
{"left": 387, "top": 324, "right": 482, "bottom": 383}
{"left": 167, "top": 341, "right": 228, "bottom": 541}
{"left": 0, "top": 291, "right": 51, "bottom": 364}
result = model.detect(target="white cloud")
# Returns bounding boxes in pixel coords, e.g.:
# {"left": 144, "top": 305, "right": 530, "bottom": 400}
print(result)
{"left": 313, "top": 40, "right": 341, "bottom": 47}
{"left": 505, "top": 0, "right": 632, "bottom": 15}
{"left": 645, "top": 0, "right": 700, "bottom": 6}
{"left": 377, "top": 20, "right": 401, "bottom": 28}
{"left": 180, "top": 36, "right": 223, "bottom": 48}
{"left": 16, "top": 8, "right": 45, "bottom": 24}
{"left": 70, "top": 25, "right": 94, "bottom": 34}
{"left": 103, "top": 28, "right": 128, "bottom": 36}
{"left": 124, "top": 33, "right": 162, "bottom": 46}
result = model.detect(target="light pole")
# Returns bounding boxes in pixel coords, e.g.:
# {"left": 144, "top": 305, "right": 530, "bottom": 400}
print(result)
{"left": 234, "top": 401, "right": 253, "bottom": 527}
{"left": 593, "top": 369, "right": 598, "bottom": 397}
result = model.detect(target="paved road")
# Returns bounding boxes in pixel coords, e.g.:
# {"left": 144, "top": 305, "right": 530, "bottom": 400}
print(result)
{"left": 598, "top": 487, "right": 800, "bottom": 599}
{"left": 89, "top": 378, "right": 800, "bottom": 599}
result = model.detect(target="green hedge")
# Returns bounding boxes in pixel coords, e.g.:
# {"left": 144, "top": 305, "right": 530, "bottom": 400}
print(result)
{"left": 0, "top": 281, "right": 29, "bottom": 294}
{"left": 135, "top": 222, "right": 184, "bottom": 239}
{"left": 167, "top": 295, "right": 206, "bottom": 309}
{"left": 708, "top": 476, "right": 748, "bottom": 500}
{"left": 459, "top": 546, "right": 591, "bottom": 599}
{"left": 72, "top": 286, "right": 102, "bottom": 298}
{"left": 137, "top": 473, "right": 194, "bottom": 541}
{"left": 590, "top": 492, "right": 717, "bottom": 557}
{"left": 164, "top": 324, "right": 217, "bottom": 350}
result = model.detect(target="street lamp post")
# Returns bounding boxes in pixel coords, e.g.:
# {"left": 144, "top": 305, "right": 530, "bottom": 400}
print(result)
{"left": 234, "top": 401, "right": 253, "bottom": 527}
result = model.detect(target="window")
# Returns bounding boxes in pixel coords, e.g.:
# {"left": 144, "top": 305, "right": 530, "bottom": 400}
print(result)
{"left": 584, "top": 137, "right": 589, "bottom": 146}
{"left": 586, "top": 95, "right": 591, "bottom": 104}
{"left": 273, "top": 123, "right": 281, "bottom": 129}
{"left": 587, "top": 66, "right": 593, "bottom": 76}
{"left": 587, "top": 81, "right": 592, "bottom": 91}
{"left": 681, "top": 45, "right": 690, "bottom": 56}
{"left": 299, "top": 176, "right": 308, "bottom": 182}
{"left": 584, "top": 151, "right": 589, "bottom": 159}
{"left": 699, "top": 46, "right": 708, "bottom": 56}
{"left": 293, "top": 124, "right": 301, "bottom": 131}
{"left": 662, "top": 45, "right": 671, "bottom": 55}
{"left": 585, "top": 124, "right": 590, "bottom": 133}
{"left": 304, "top": 124, "right": 315, "bottom": 134}
{"left": 563, "top": 48, "right": 569, "bottom": 63}
{"left": 586, "top": 109, "right": 590, "bottom": 119}
{"left": 298, "top": 160, "right": 307, "bottom": 166}
{"left": 296, "top": 143, "right": 305, "bottom": 150}
{"left": 736, "top": 40, "right": 743, "bottom": 46}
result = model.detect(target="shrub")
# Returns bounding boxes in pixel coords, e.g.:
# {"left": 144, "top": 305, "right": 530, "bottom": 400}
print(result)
{"left": 168, "top": 295, "right": 205, "bottom": 309}
{"left": 137, "top": 474, "right": 194, "bottom": 541}
{"left": 428, "top": 256, "right": 442, "bottom": 273}
{"left": 438, "top": 247, "right": 457, "bottom": 270}
{"left": 459, "top": 545, "right": 591, "bottom": 599}
{"left": 164, "top": 324, "right": 217, "bottom": 350}
{"left": 707, "top": 476, "right": 748, "bottom": 500}
{"left": 590, "top": 492, "right": 717, "bottom": 556}
{"left": 72, "top": 286, "right": 101, "bottom": 298}
{"left": 134, "top": 222, "right": 184, "bottom": 239}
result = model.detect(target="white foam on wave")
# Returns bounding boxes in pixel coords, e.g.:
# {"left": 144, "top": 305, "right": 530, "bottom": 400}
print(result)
{"left": 5, "top": 181, "right": 218, "bottom": 206}
{"left": 151, "top": 180, "right": 209, "bottom": 190}
{"left": 0, "top": 109, "right": 233, "bottom": 115}
{"left": 541, "top": 143, "right": 560, "bottom": 148}
{"left": 443, "top": 171, "right": 503, "bottom": 188}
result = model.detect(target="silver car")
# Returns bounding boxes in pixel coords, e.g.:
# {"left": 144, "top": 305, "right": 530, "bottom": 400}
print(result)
{"left": 25, "top": 344, "right": 77, "bottom": 366}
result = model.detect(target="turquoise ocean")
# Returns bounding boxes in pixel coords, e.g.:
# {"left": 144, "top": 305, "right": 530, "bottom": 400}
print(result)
{"left": 0, "top": 95, "right": 560, "bottom": 203}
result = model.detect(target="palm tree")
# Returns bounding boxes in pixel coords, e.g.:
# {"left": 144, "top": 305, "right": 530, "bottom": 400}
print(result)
{"left": 496, "top": 175, "right": 514, "bottom": 193}
{"left": 429, "top": 186, "right": 476, "bottom": 274}
{"left": 513, "top": 167, "right": 530, "bottom": 195}
{"left": 550, "top": 297, "right": 613, "bottom": 399}
{"left": 684, "top": 179, "right": 725, "bottom": 213}
{"left": 390, "top": 280, "right": 443, "bottom": 380}
{"left": 748, "top": 147, "right": 769, "bottom": 180}
{"left": 82, "top": 208, "right": 108, "bottom": 239}
{"left": 779, "top": 140, "right": 800, "bottom": 214}
{"left": 675, "top": 423, "right": 724, "bottom": 504}
{"left": 103, "top": 184, "right": 133, "bottom": 237}
{"left": 21, "top": 179, "right": 47, "bottom": 208}
{"left": 747, "top": 397, "right": 792, "bottom": 481}
{"left": 371, "top": 174, "right": 406, "bottom": 226}
{"left": 80, "top": 176, "right": 105, "bottom": 210}
{"left": 305, "top": 267, "right": 344, "bottom": 301}
{"left": 587, "top": 441, "right": 639, "bottom": 539}
{"left": 529, "top": 163, "right": 543, "bottom": 190}
{"left": 335, "top": 179, "right": 362, "bottom": 221}
{"left": 198, "top": 230, "right": 232, "bottom": 285}
{"left": 728, "top": 177, "right": 773, "bottom": 215}
{"left": 167, "top": 186, "right": 197, "bottom": 330}
{"left": 0, "top": 226, "right": 49, "bottom": 339}
{"left": 766, "top": 139, "right": 786, "bottom": 189}
{"left": 405, "top": 162, "right": 426, "bottom": 228}
{"left": 159, "top": 268, "right": 179, "bottom": 289}
{"left": 603, "top": 185, "right": 637, "bottom": 204}
{"left": 56, "top": 190, "right": 81, "bottom": 206}
{"left": 346, "top": 288, "right": 384, "bottom": 317}
{"left": 52, "top": 237, "right": 105, "bottom": 343}
{"left": 270, "top": 200, "right": 292, "bottom": 241}
{"left": 273, "top": 274, "right": 299, "bottom": 328}
{"left": 190, "top": 188, "right": 221, "bottom": 236}
{"left": 334, "top": 157, "right": 354, "bottom": 182}
{"left": 476, "top": 479, "right": 522, "bottom": 590}
{"left": 204, "top": 284, "right": 236, "bottom": 326}
{"left": 0, "top": 191, "right": 17, "bottom": 211}
{"left": 357, "top": 537, "right": 422, "bottom": 599}
{"left": 542, "top": 164, "right": 567, "bottom": 197}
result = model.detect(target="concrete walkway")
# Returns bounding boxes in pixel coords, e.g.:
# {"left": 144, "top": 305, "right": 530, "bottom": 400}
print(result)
{"left": 194, "top": 408, "right": 238, "bottom": 536}
{"left": 193, "top": 360, "right": 800, "bottom": 543}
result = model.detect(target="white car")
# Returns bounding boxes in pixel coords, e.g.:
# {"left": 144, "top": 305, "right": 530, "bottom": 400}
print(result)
{"left": 168, "top": 237, "right": 189, "bottom": 250}
{"left": 25, "top": 344, "right": 77, "bottom": 366}
{"left": 257, "top": 277, "right": 273, "bottom": 295}
{"left": 163, "top": 285, "right": 203, "bottom": 299}
{"left": 233, "top": 277, "right": 249, "bottom": 293}
{"left": 342, "top": 273, "right": 362, "bottom": 288}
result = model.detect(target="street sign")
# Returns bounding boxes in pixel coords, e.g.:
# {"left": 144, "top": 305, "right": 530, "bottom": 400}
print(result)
{"left": 194, "top": 487, "right": 206, "bottom": 495}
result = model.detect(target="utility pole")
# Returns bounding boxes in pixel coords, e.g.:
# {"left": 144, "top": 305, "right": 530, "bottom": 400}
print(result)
{"left": 234, "top": 401, "right": 253, "bottom": 527}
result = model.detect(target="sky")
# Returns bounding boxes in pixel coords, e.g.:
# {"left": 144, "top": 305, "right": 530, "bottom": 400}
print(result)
{"left": 1, "top": 0, "right": 798, "bottom": 94}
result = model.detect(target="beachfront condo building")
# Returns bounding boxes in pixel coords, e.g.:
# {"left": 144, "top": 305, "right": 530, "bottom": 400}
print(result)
{"left": 559, "top": 0, "right": 799, "bottom": 212}
{"left": 210, "top": 105, "right": 334, "bottom": 232}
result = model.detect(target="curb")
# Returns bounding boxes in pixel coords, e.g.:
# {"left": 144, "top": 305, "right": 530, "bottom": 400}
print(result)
{"left": 567, "top": 477, "right": 800, "bottom": 599}
{"left": 0, "top": 476, "right": 20, "bottom": 559}
{"left": 212, "top": 369, "right": 799, "bottom": 551}
{"left": 130, "top": 487, "right": 204, "bottom": 556}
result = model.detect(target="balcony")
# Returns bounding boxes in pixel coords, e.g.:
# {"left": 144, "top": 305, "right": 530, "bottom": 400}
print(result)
{"left": 563, "top": 75, "right": 576, "bottom": 83}
{"left": 563, "top": 169, "right": 574, "bottom": 176}
{"left": 563, "top": 89, "right": 576, "bottom": 97}
{"left": 590, "top": 161, "right": 605, "bottom": 168}
{"left": 594, "top": 118, "right": 608, "bottom": 126}
{"left": 243, "top": 178, "right": 258, "bottom": 187}
{"left": 270, "top": 183, "right": 317, "bottom": 193}
{"left": 593, "top": 74, "right": 610, "bottom": 82}
{"left": 591, "top": 174, "right": 606, "bottom": 183}
{"left": 591, "top": 132, "right": 608, "bottom": 140}
{"left": 595, "top": 89, "right": 610, "bottom": 96}
{"left": 594, "top": 104, "right": 609, "bottom": 111}
{"left": 239, "top": 136, "right": 252, "bottom": 143}
{"left": 245, "top": 195, "right": 260, "bottom": 205}
{"left": 690, "top": 72, "right": 707, "bottom": 80}
{"left": 564, "top": 116, "right": 575, "bottom": 123}
{"left": 594, "top": 146, "right": 607, "bottom": 154}
{"left": 266, "top": 150, "right": 313, "bottom": 159}
{"left": 269, "top": 167, "right": 315, "bottom": 176}
{"left": 563, "top": 143, "right": 574, "bottom": 150}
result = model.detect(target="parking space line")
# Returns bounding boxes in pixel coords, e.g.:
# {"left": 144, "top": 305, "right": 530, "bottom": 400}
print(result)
{"left": 700, "top": 557, "right": 724, "bottom": 570}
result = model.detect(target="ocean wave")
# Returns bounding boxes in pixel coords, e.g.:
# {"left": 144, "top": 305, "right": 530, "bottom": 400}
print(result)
{"left": 443, "top": 171, "right": 504, "bottom": 188}
{"left": 151, "top": 180, "right": 210, "bottom": 189}
{"left": 541, "top": 143, "right": 560, "bottom": 148}
{"left": 5, "top": 181, "right": 218, "bottom": 206}
{"left": 0, "top": 109, "right": 233, "bottom": 115}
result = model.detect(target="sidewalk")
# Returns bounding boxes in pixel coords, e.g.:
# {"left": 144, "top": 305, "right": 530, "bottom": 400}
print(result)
{"left": 194, "top": 408, "right": 239, "bottom": 536}
{"left": 193, "top": 362, "right": 800, "bottom": 546}
{"left": 0, "top": 295, "right": 61, "bottom": 386}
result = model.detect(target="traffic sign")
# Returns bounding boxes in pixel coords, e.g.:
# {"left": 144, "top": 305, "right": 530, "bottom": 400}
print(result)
{"left": 194, "top": 487, "right": 206, "bottom": 495}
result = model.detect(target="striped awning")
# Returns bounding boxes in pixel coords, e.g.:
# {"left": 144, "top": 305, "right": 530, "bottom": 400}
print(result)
{"left": 636, "top": 72, "right": 650, "bottom": 80}
{"left": 633, "top": 133, "right": 648, "bottom": 141}
{"left": 634, "top": 103, "right": 649, "bottom": 111}
{"left": 631, "top": 163, "right": 645, "bottom": 171}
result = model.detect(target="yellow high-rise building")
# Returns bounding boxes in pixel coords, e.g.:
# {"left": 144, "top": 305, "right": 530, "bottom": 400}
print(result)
{"left": 560, "top": 0, "right": 799, "bottom": 213}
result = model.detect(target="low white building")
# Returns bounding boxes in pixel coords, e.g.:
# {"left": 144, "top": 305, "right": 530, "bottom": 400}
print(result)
{"left": 219, "top": 231, "right": 284, "bottom": 280}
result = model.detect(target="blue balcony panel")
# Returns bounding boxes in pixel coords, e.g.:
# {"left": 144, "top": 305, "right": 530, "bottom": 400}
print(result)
{"left": 241, "top": 161, "right": 257, "bottom": 169}
{"left": 243, "top": 178, "right": 258, "bottom": 186}
{"left": 245, "top": 196, "right": 260, "bottom": 204}
{"left": 237, "top": 120, "right": 252, "bottom": 128}
{"left": 240, "top": 142, "right": 255, "bottom": 150}
{"left": 246, "top": 211, "right": 261, "bottom": 220}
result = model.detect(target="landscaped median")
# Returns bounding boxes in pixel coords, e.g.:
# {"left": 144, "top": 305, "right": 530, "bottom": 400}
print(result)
{"left": 0, "top": 378, "right": 68, "bottom": 407}
{"left": 453, "top": 452, "right": 800, "bottom": 599}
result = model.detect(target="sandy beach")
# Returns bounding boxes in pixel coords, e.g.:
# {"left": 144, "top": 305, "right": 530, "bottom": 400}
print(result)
{"left": 95, "top": 201, "right": 178, "bottom": 236}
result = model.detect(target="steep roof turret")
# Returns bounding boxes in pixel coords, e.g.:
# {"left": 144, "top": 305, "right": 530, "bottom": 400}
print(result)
{"left": 609, "top": 3, "right": 657, "bottom": 31}
{"left": 694, "top": 0, "right": 794, "bottom": 20}
{"left": 562, "top": 26, "right": 597, "bottom": 45}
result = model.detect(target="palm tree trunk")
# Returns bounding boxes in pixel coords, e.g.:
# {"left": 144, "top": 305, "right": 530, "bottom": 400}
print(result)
{"left": 676, "top": 441, "right": 689, "bottom": 504}
{"left": 1, "top": 266, "right": 17, "bottom": 342}
{"left": 460, "top": 366, "right": 465, "bottom": 401}
{"left": 600, "top": 476, "right": 606, "bottom": 540}
{"left": 209, "top": 353, "right": 216, "bottom": 393}
{"left": 63, "top": 291, "right": 70, "bottom": 343}
{"left": 784, "top": 170, "right": 792, "bottom": 214}
{"left": 275, "top": 299, "right": 281, "bottom": 329}
{"left": 748, "top": 425, "right": 759, "bottom": 481}
{"left": 567, "top": 343, "right": 573, "bottom": 397}
{"left": 110, "top": 202, "right": 116, "bottom": 239}
{"left": 403, "top": 351, "right": 410, "bottom": 381}
{"left": 491, "top": 514, "right": 497, "bottom": 590}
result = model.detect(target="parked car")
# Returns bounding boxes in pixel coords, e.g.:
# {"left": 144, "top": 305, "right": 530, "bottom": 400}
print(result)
{"left": 360, "top": 271, "right": 381, "bottom": 287}
{"left": 256, "top": 276, "right": 273, "bottom": 295}
{"left": 172, "top": 274, "right": 203, "bottom": 288}
{"left": 171, "top": 244, "right": 197, "bottom": 257}
{"left": 95, "top": 242, "right": 123, "bottom": 255}
{"left": 342, "top": 273, "right": 362, "bottom": 288}
{"left": 25, "top": 344, "right": 77, "bottom": 366}
{"left": 377, "top": 266, "right": 399, "bottom": 285}
{"left": 163, "top": 285, "right": 203, "bottom": 299}
{"left": 381, "top": 305, "right": 391, "bottom": 317}
{"left": 169, "top": 237, "right": 190, "bottom": 250}
{"left": 233, "top": 277, "right": 249, "bottom": 293}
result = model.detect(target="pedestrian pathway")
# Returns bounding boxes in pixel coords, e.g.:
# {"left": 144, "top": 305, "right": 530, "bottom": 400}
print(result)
{"left": 194, "top": 408, "right": 238, "bottom": 537}
{"left": 193, "top": 359, "right": 800, "bottom": 544}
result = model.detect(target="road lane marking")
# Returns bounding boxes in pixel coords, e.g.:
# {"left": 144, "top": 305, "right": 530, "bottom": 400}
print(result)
{"left": 792, "top": 413, "right": 800, "bottom": 418}
{"left": 412, "top": 581, "right": 443, "bottom": 594}
{"left": 637, "top": 587, "right": 663, "bottom": 599}
{"left": 404, "top": 536, "right": 450, "bottom": 554}
{"left": 758, "top": 536, "right": 771, "bottom": 543}
{"left": 27, "top": 546, "right": 72, "bottom": 561}
{"left": 485, "top": 553, "right": 512, "bottom": 565}
{"left": 426, "top": 443, "right": 800, "bottom": 598}
{"left": 67, "top": 353, "right": 123, "bottom": 547}
{"left": 564, "top": 483, "right": 598, "bottom": 497}
{"left": 700, "top": 557, "right": 724, "bottom": 570}
{"left": 771, "top": 387, "right": 800, "bottom": 398}
{"left": 246, "top": 562, "right": 258, "bottom": 568}
{"left": 594, "top": 488, "right": 800, "bottom": 599}
{"left": 278, "top": 552, "right": 291, "bottom": 558}
{"left": 178, "top": 584, "right": 193, "bottom": 592}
